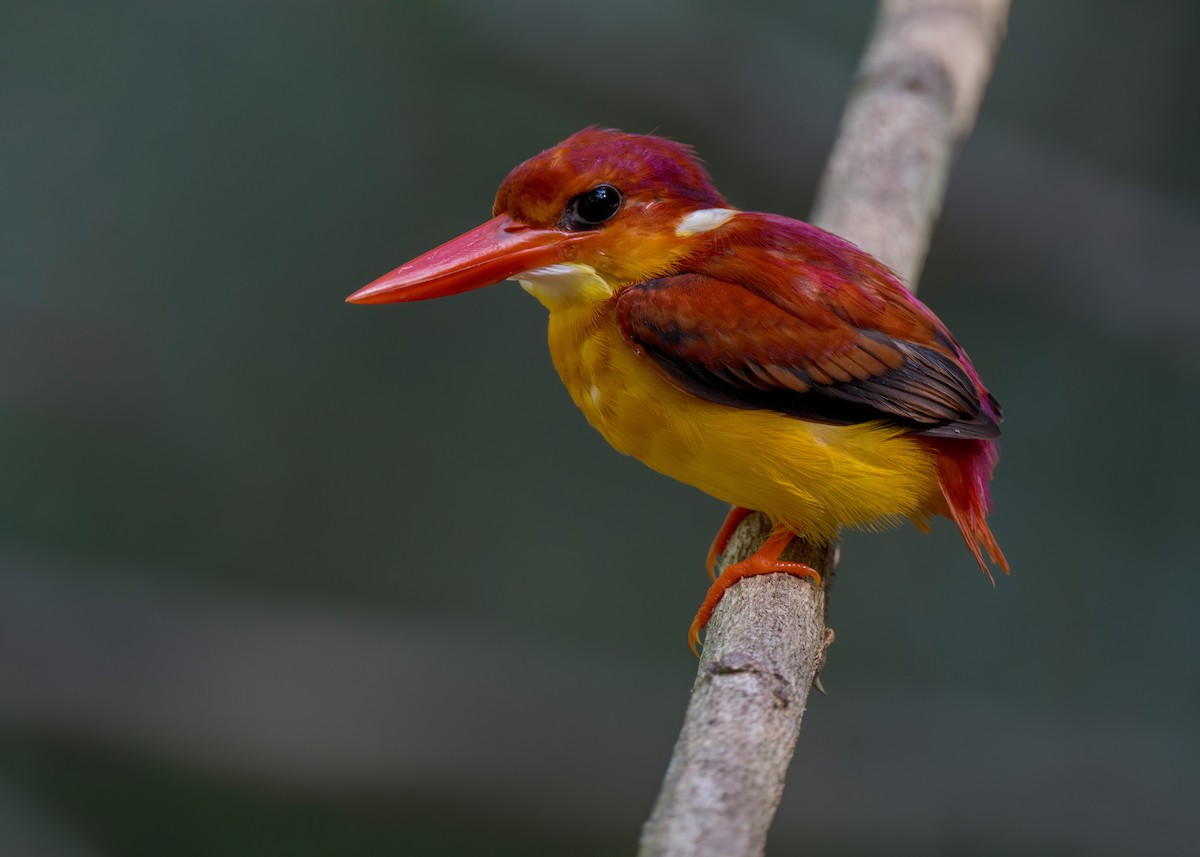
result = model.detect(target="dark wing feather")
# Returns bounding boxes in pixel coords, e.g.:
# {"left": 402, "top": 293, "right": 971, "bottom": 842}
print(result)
{"left": 616, "top": 273, "right": 999, "bottom": 439}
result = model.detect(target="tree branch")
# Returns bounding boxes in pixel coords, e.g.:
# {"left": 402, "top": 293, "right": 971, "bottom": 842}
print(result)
{"left": 637, "top": 3, "right": 1010, "bottom": 855}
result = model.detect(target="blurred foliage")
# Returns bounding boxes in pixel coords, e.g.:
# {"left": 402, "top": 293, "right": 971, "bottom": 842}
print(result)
{"left": 1, "top": 1, "right": 1198, "bottom": 854}
{"left": 0, "top": 736, "right": 619, "bottom": 857}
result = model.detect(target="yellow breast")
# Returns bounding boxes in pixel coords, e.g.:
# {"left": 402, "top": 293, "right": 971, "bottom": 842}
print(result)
{"left": 518, "top": 264, "right": 941, "bottom": 542}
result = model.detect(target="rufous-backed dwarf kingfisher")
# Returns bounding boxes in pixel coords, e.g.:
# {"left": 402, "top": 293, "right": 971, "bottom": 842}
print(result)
{"left": 348, "top": 128, "right": 1007, "bottom": 652}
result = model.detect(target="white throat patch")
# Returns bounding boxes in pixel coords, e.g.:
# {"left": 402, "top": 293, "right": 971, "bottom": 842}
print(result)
{"left": 516, "top": 263, "right": 612, "bottom": 309}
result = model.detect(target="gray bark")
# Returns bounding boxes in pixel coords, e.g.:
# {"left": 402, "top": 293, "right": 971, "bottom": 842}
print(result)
{"left": 638, "top": 3, "right": 1010, "bottom": 855}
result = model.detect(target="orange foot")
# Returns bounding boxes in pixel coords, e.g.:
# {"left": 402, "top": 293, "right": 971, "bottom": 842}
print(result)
{"left": 688, "top": 527, "right": 822, "bottom": 655}
{"left": 705, "top": 506, "right": 754, "bottom": 579}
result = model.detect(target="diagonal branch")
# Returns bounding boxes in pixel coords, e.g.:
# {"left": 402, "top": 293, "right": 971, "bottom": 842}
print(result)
{"left": 637, "top": 3, "right": 1010, "bottom": 856}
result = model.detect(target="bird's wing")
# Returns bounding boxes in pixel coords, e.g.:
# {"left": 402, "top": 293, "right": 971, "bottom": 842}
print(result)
{"left": 615, "top": 265, "right": 1000, "bottom": 439}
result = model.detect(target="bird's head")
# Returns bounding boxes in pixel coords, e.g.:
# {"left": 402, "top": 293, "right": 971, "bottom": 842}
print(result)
{"left": 347, "top": 128, "right": 734, "bottom": 309}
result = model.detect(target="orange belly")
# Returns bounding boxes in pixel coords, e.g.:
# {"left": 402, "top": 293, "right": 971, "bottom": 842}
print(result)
{"left": 545, "top": 299, "right": 942, "bottom": 543}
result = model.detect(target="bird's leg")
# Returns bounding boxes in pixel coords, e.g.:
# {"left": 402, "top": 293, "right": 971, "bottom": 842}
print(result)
{"left": 689, "top": 527, "right": 822, "bottom": 654}
{"left": 705, "top": 506, "right": 754, "bottom": 579}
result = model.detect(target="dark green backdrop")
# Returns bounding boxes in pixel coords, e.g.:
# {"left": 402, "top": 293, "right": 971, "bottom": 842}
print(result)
{"left": 2, "top": 1, "right": 1197, "bottom": 854}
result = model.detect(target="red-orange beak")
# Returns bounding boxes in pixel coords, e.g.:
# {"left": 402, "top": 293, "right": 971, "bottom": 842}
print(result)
{"left": 346, "top": 213, "right": 578, "bottom": 304}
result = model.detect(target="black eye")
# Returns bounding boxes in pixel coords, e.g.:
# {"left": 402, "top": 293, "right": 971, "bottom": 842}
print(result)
{"left": 564, "top": 184, "right": 622, "bottom": 230}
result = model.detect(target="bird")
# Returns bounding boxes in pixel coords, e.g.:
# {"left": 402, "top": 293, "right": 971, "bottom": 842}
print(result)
{"left": 347, "top": 127, "right": 1008, "bottom": 651}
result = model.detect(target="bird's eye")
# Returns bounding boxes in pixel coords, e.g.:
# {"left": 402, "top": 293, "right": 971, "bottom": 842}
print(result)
{"left": 564, "top": 184, "right": 622, "bottom": 230}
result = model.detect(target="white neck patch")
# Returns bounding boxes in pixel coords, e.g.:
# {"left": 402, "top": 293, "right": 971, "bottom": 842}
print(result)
{"left": 675, "top": 207, "right": 738, "bottom": 237}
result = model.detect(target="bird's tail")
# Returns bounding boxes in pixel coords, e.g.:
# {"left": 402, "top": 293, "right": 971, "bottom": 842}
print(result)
{"left": 924, "top": 437, "right": 1009, "bottom": 583}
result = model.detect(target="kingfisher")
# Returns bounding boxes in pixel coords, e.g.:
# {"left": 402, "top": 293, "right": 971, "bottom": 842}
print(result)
{"left": 348, "top": 128, "right": 1007, "bottom": 651}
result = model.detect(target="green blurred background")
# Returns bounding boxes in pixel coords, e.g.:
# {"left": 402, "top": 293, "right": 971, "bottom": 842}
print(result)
{"left": 2, "top": 1, "right": 1198, "bottom": 854}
